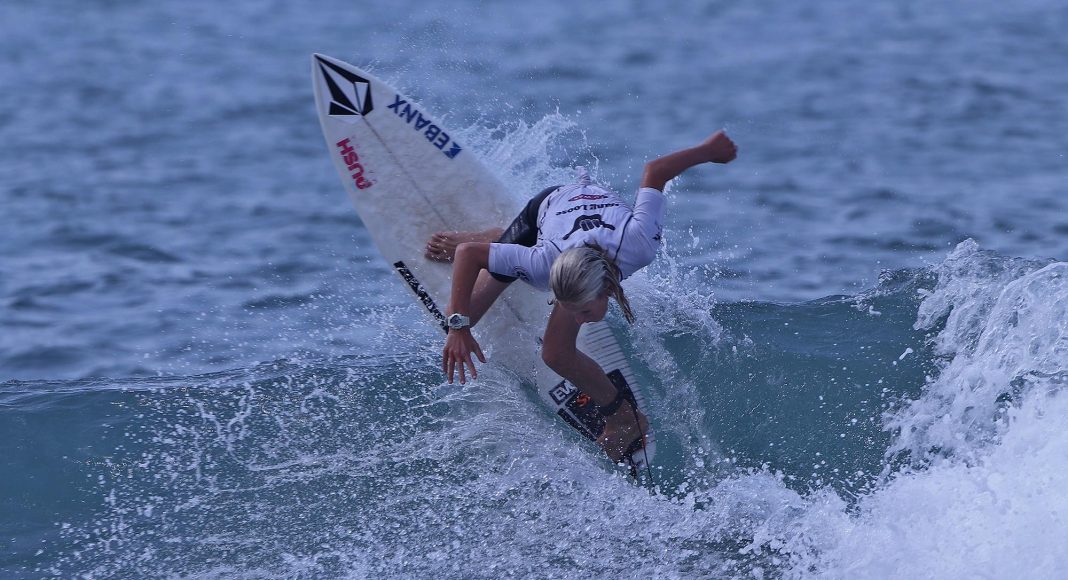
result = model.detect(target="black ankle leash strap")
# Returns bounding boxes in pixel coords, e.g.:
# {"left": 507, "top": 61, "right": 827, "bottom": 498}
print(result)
{"left": 595, "top": 381, "right": 653, "bottom": 482}
{"left": 595, "top": 387, "right": 628, "bottom": 416}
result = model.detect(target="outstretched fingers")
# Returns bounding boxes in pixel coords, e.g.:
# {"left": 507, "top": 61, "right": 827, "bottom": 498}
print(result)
{"left": 456, "top": 344, "right": 478, "bottom": 383}
{"left": 442, "top": 332, "right": 486, "bottom": 385}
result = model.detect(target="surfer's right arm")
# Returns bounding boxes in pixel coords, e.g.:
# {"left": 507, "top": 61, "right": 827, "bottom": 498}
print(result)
{"left": 443, "top": 242, "right": 490, "bottom": 384}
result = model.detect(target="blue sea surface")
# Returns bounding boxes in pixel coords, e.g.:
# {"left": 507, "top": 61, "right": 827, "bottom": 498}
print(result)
{"left": 2, "top": 0, "right": 1067, "bottom": 577}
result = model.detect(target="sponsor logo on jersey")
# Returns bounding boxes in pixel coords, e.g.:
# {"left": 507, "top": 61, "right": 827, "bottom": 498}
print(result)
{"left": 386, "top": 95, "right": 462, "bottom": 159}
{"left": 555, "top": 202, "right": 619, "bottom": 216}
{"left": 562, "top": 214, "right": 616, "bottom": 240}
{"left": 316, "top": 57, "right": 374, "bottom": 117}
{"left": 336, "top": 138, "right": 374, "bottom": 190}
{"left": 568, "top": 193, "right": 608, "bottom": 202}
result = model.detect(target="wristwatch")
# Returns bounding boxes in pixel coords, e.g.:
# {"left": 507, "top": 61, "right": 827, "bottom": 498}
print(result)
{"left": 446, "top": 313, "right": 471, "bottom": 331}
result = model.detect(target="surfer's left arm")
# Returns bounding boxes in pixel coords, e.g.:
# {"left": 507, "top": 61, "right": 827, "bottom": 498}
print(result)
{"left": 640, "top": 129, "right": 737, "bottom": 191}
{"left": 443, "top": 242, "right": 490, "bottom": 384}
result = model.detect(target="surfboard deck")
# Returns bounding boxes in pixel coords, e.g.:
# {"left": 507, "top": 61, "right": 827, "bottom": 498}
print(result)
{"left": 311, "top": 54, "right": 655, "bottom": 468}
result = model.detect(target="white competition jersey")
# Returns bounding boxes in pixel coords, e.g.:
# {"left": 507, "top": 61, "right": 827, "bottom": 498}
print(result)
{"left": 488, "top": 170, "right": 665, "bottom": 291}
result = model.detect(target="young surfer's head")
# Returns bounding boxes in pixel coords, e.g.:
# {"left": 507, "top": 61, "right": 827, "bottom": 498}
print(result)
{"left": 550, "top": 245, "right": 635, "bottom": 324}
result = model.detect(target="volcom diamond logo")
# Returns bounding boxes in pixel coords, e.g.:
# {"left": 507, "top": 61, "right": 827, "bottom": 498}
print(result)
{"left": 316, "top": 57, "right": 373, "bottom": 117}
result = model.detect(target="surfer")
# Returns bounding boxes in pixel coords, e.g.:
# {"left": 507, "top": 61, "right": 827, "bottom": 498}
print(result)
{"left": 431, "top": 130, "right": 738, "bottom": 462}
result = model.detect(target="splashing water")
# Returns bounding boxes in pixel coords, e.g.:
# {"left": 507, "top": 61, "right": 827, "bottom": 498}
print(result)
{"left": 6, "top": 116, "right": 1067, "bottom": 579}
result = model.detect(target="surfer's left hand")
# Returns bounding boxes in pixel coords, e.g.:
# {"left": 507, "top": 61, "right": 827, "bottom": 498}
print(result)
{"left": 702, "top": 130, "right": 737, "bottom": 164}
{"left": 442, "top": 328, "right": 486, "bottom": 384}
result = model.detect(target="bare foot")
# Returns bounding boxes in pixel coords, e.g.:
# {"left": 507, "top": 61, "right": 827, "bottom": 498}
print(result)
{"left": 700, "top": 130, "right": 738, "bottom": 164}
{"left": 424, "top": 228, "right": 503, "bottom": 262}
{"left": 597, "top": 401, "right": 650, "bottom": 463}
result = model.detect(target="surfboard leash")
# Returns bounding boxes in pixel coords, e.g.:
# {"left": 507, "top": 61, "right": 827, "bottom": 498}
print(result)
{"left": 628, "top": 402, "right": 653, "bottom": 482}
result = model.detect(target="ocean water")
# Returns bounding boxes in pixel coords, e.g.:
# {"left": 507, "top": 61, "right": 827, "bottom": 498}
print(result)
{"left": 2, "top": 0, "right": 1067, "bottom": 578}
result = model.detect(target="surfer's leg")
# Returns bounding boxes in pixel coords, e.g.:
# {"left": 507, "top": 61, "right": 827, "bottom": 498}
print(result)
{"left": 497, "top": 185, "right": 560, "bottom": 247}
{"left": 640, "top": 130, "right": 737, "bottom": 191}
{"left": 425, "top": 185, "right": 560, "bottom": 264}
{"left": 425, "top": 228, "right": 503, "bottom": 262}
{"left": 542, "top": 304, "right": 649, "bottom": 462}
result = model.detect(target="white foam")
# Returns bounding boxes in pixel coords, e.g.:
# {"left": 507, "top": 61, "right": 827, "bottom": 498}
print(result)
{"left": 889, "top": 240, "right": 1065, "bottom": 463}
{"left": 782, "top": 388, "right": 1068, "bottom": 579}
{"left": 773, "top": 240, "right": 1068, "bottom": 578}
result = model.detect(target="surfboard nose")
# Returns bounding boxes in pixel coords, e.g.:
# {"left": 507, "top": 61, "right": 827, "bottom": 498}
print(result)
{"left": 312, "top": 53, "right": 339, "bottom": 72}
{"left": 312, "top": 53, "right": 332, "bottom": 71}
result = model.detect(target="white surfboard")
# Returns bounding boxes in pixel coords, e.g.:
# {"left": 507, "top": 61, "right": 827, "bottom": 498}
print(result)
{"left": 311, "top": 54, "right": 655, "bottom": 469}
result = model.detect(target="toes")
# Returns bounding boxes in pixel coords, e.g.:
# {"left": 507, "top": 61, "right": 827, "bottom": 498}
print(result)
{"left": 424, "top": 246, "right": 454, "bottom": 263}
{"left": 425, "top": 247, "right": 445, "bottom": 261}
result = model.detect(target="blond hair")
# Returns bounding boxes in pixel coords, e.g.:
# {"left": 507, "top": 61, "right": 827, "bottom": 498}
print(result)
{"left": 549, "top": 245, "right": 635, "bottom": 323}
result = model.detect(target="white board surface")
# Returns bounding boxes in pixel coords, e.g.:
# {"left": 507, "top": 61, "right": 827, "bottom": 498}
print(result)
{"left": 312, "top": 54, "right": 655, "bottom": 468}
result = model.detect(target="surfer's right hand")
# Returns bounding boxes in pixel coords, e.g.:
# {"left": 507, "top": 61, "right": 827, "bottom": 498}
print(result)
{"left": 443, "top": 328, "right": 486, "bottom": 384}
